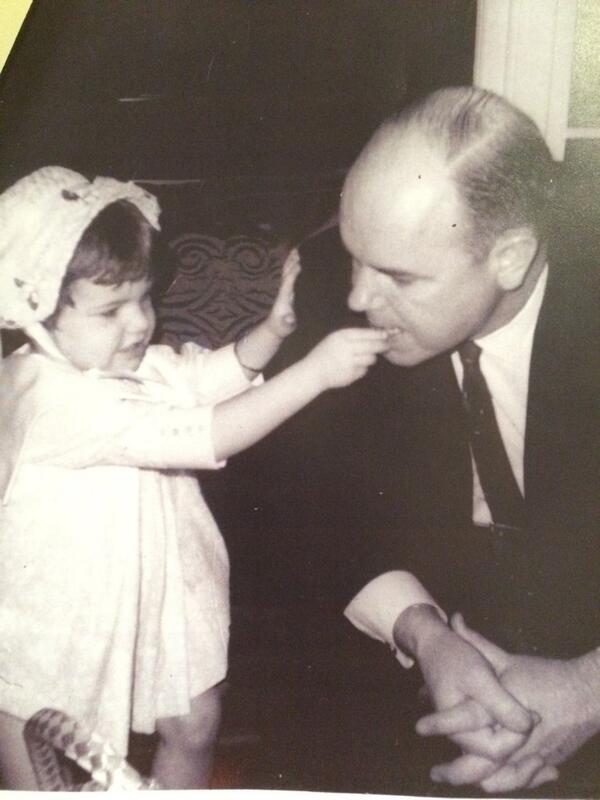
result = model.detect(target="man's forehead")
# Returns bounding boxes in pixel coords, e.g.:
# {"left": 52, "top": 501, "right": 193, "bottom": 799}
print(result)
{"left": 342, "top": 136, "right": 458, "bottom": 239}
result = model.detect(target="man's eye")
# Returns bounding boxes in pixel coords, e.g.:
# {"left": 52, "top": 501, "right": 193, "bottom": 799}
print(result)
{"left": 100, "top": 308, "right": 118, "bottom": 319}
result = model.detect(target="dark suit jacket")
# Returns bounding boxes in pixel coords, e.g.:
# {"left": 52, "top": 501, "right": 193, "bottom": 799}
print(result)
{"left": 211, "top": 226, "right": 599, "bottom": 658}
{"left": 342, "top": 250, "right": 600, "bottom": 659}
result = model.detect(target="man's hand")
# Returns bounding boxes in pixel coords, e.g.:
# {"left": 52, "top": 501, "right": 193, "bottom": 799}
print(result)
{"left": 394, "top": 604, "right": 537, "bottom": 773}
{"left": 417, "top": 613, "right": 600, "bottom": 792}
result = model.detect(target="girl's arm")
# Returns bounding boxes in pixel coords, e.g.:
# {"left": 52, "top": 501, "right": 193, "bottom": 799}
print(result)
{"left": 25, "top": 328, "right": 387, "bottom": 474}
{"left": 234, "top": 249, "right": 301, "bottom": 377}
{"left": 212, "top": 327, "right": 388, "bottom": 461}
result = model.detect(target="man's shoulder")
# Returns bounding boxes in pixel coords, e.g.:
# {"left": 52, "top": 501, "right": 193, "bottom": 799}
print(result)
{"left": 545, "top": 242, "right": 599, "bottom": 316}
{"left": 537, "top": 256, "right": 599, "bottom": 375}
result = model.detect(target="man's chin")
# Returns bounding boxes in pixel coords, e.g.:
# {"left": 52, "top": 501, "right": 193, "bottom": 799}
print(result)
{"left": 382, "top": 346, "right": 431, "bottom": 368}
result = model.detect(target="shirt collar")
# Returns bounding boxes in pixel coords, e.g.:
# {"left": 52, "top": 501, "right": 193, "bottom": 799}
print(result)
{"left": 474, "top": 265, "right": 548, "bottom": 358}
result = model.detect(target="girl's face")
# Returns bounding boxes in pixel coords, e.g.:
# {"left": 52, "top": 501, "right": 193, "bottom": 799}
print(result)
{"left": 49, "top": 276, "right": 155, "bottom": 372}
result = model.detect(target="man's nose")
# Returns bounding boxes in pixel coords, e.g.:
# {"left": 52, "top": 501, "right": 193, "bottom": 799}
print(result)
{"left": 348, "top": 265, "right": 382, "bottom": 312}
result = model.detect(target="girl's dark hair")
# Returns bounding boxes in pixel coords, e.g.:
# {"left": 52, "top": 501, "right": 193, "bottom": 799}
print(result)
{"left": 46, "top": 200, "right": 155, "bottom": 325}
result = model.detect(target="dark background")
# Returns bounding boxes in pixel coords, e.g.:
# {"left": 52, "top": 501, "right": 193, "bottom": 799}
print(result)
{"left": 1, "top": 0, "right": 475, "bottom": 183}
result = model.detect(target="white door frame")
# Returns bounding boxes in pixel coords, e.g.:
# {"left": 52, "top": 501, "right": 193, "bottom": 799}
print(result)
{"left": 474, "top": 0, "right": 578, "bottom": 160}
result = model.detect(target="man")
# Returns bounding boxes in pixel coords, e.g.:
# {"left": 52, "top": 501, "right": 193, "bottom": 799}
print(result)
{"left": 339, "top": 87, "right": 600, "bottom": 795}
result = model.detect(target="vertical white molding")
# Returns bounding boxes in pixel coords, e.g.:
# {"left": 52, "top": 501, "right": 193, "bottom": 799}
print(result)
{"left": 474, "top": 0, "right": 578, "bottom": 160}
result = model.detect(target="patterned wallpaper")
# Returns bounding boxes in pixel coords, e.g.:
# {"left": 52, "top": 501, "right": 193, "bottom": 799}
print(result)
{"left": 158, "top": 233, "right": 290, "bottom": 349}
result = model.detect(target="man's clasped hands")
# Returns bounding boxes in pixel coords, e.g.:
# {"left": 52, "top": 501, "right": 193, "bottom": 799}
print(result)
{"left": 394, "top": 604, "right": 600, "bottom": 793}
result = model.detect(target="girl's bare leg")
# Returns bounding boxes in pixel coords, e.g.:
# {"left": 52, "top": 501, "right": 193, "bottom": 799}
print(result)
{"left": 153, "top": 683, "right": 223, "bottom": 789}
{"left": 0, "top": 711, "right": 39, "bottom": 790}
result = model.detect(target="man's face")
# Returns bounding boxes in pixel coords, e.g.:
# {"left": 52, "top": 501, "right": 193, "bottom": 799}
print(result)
{"left": 340, "top": 134, "right": 505, "bottom": 367}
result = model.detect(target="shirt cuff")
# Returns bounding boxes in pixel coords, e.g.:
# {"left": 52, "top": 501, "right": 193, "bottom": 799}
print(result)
{"left": 344, "top": 571, "right": 446, "bottom": 668}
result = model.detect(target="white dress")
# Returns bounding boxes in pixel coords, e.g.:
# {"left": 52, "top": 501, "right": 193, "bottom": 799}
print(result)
{"left": 0, "top": 341, "right": 255, "bottom": 756}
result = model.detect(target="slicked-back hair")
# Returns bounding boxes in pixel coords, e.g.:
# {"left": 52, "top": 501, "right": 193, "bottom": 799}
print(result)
{"left": 378, "top": 87, "right": 557, "bottom": 260}
{"left": 46, "top": 200, "right": 155, "bottom": 326}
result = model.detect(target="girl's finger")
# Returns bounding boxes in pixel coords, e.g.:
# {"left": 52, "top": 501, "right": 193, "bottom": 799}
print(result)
{"left": 340, "top": 327, "right": 389, "bottom": 341}
{"left": 352, "top": 353, "right": 378, "bottom": 367}
{"left": 281, "top": 251, "right": 301, "bottom": 280}
{"left": 350, "top": 344, "right": 389, "bottom": 359}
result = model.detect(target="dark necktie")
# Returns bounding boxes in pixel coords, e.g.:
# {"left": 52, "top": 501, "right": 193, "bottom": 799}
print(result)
{"left": 459, "top": 341, "right": 525, "bottom": 529}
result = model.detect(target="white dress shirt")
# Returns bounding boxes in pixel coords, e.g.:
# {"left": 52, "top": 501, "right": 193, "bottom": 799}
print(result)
{"left": 344, "top": 268, "right": 548, "bottom": 665}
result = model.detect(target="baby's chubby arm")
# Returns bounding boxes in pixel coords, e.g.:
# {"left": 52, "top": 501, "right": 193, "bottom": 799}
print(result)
{"left": 212, "top": 326, "right": 388, "bottom": 462}
{"left": 234, "top": 248, "right": 301, "bottom": 378}
{"left": 25, "top": 325, "right": 386, "bottom": 473}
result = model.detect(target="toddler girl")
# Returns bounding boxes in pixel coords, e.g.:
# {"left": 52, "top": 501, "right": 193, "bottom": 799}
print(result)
{"left": 0, "top": 166, "right": 387, "bottom": 789}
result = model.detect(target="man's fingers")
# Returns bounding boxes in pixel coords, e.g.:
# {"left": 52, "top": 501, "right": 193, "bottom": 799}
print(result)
{"left": 451, "top": 613, "right": 509, "bottom": 670}
{"left": 416, "top": 699, "right": 491, "bottom": 735}
{"left": 417, "top": 701, "right": 527, "bottom": 761}
{"left": 453, "top": 726, "right": 527, "bottom": 761}
{"left": 474, "top": 660, "right": 536, "bottom": 734}
{"left": 529, "top": 764, "right": 560, "bottom": 789}
{"left": 431, "top": 753, "right": 498, "bottom": 786}
{"left": 480, "top": 754, "right": 546, "bottom": 794}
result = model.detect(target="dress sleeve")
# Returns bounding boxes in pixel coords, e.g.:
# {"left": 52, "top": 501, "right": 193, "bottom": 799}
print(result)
{"left": 24, "top": 379, "right": 226, "bottom": 471}
{"left": 148, "top": 342, "right": 262, "bottom": 405}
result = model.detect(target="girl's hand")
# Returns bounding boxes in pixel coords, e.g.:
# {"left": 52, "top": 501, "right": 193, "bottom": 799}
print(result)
{"left": 265, "top": 249, "right": 301, "bottom": 339}
{"left": 306, "top": 328, "right": 389, "bottom": 390}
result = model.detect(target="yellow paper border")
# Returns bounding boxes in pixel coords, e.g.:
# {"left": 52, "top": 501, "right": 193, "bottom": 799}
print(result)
{"left": 0, "top": 0, "right": 33, "bottom": 75}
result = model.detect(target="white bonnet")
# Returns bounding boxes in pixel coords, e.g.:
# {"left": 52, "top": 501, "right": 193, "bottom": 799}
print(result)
{"left": 0, "top": 166, "right": 161, "bottom": 329}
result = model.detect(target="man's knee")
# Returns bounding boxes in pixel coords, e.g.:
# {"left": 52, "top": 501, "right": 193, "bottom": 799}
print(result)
{"left": 156, "top": 684, "right": 224, "bottom": 753}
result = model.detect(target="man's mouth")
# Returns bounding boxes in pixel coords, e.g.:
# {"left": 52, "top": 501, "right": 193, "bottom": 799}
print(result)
{"left": 372, "top": 325, "right": 403, "bottom": 336}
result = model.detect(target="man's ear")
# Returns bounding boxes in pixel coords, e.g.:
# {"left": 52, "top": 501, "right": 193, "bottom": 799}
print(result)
{"left": 488, "top": 228, "right": 539, "bottom": 291}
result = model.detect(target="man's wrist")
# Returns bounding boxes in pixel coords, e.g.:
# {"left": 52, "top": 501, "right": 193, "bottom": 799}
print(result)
{"left": 393, "top": 603, "right": 448, "bottom": 662}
